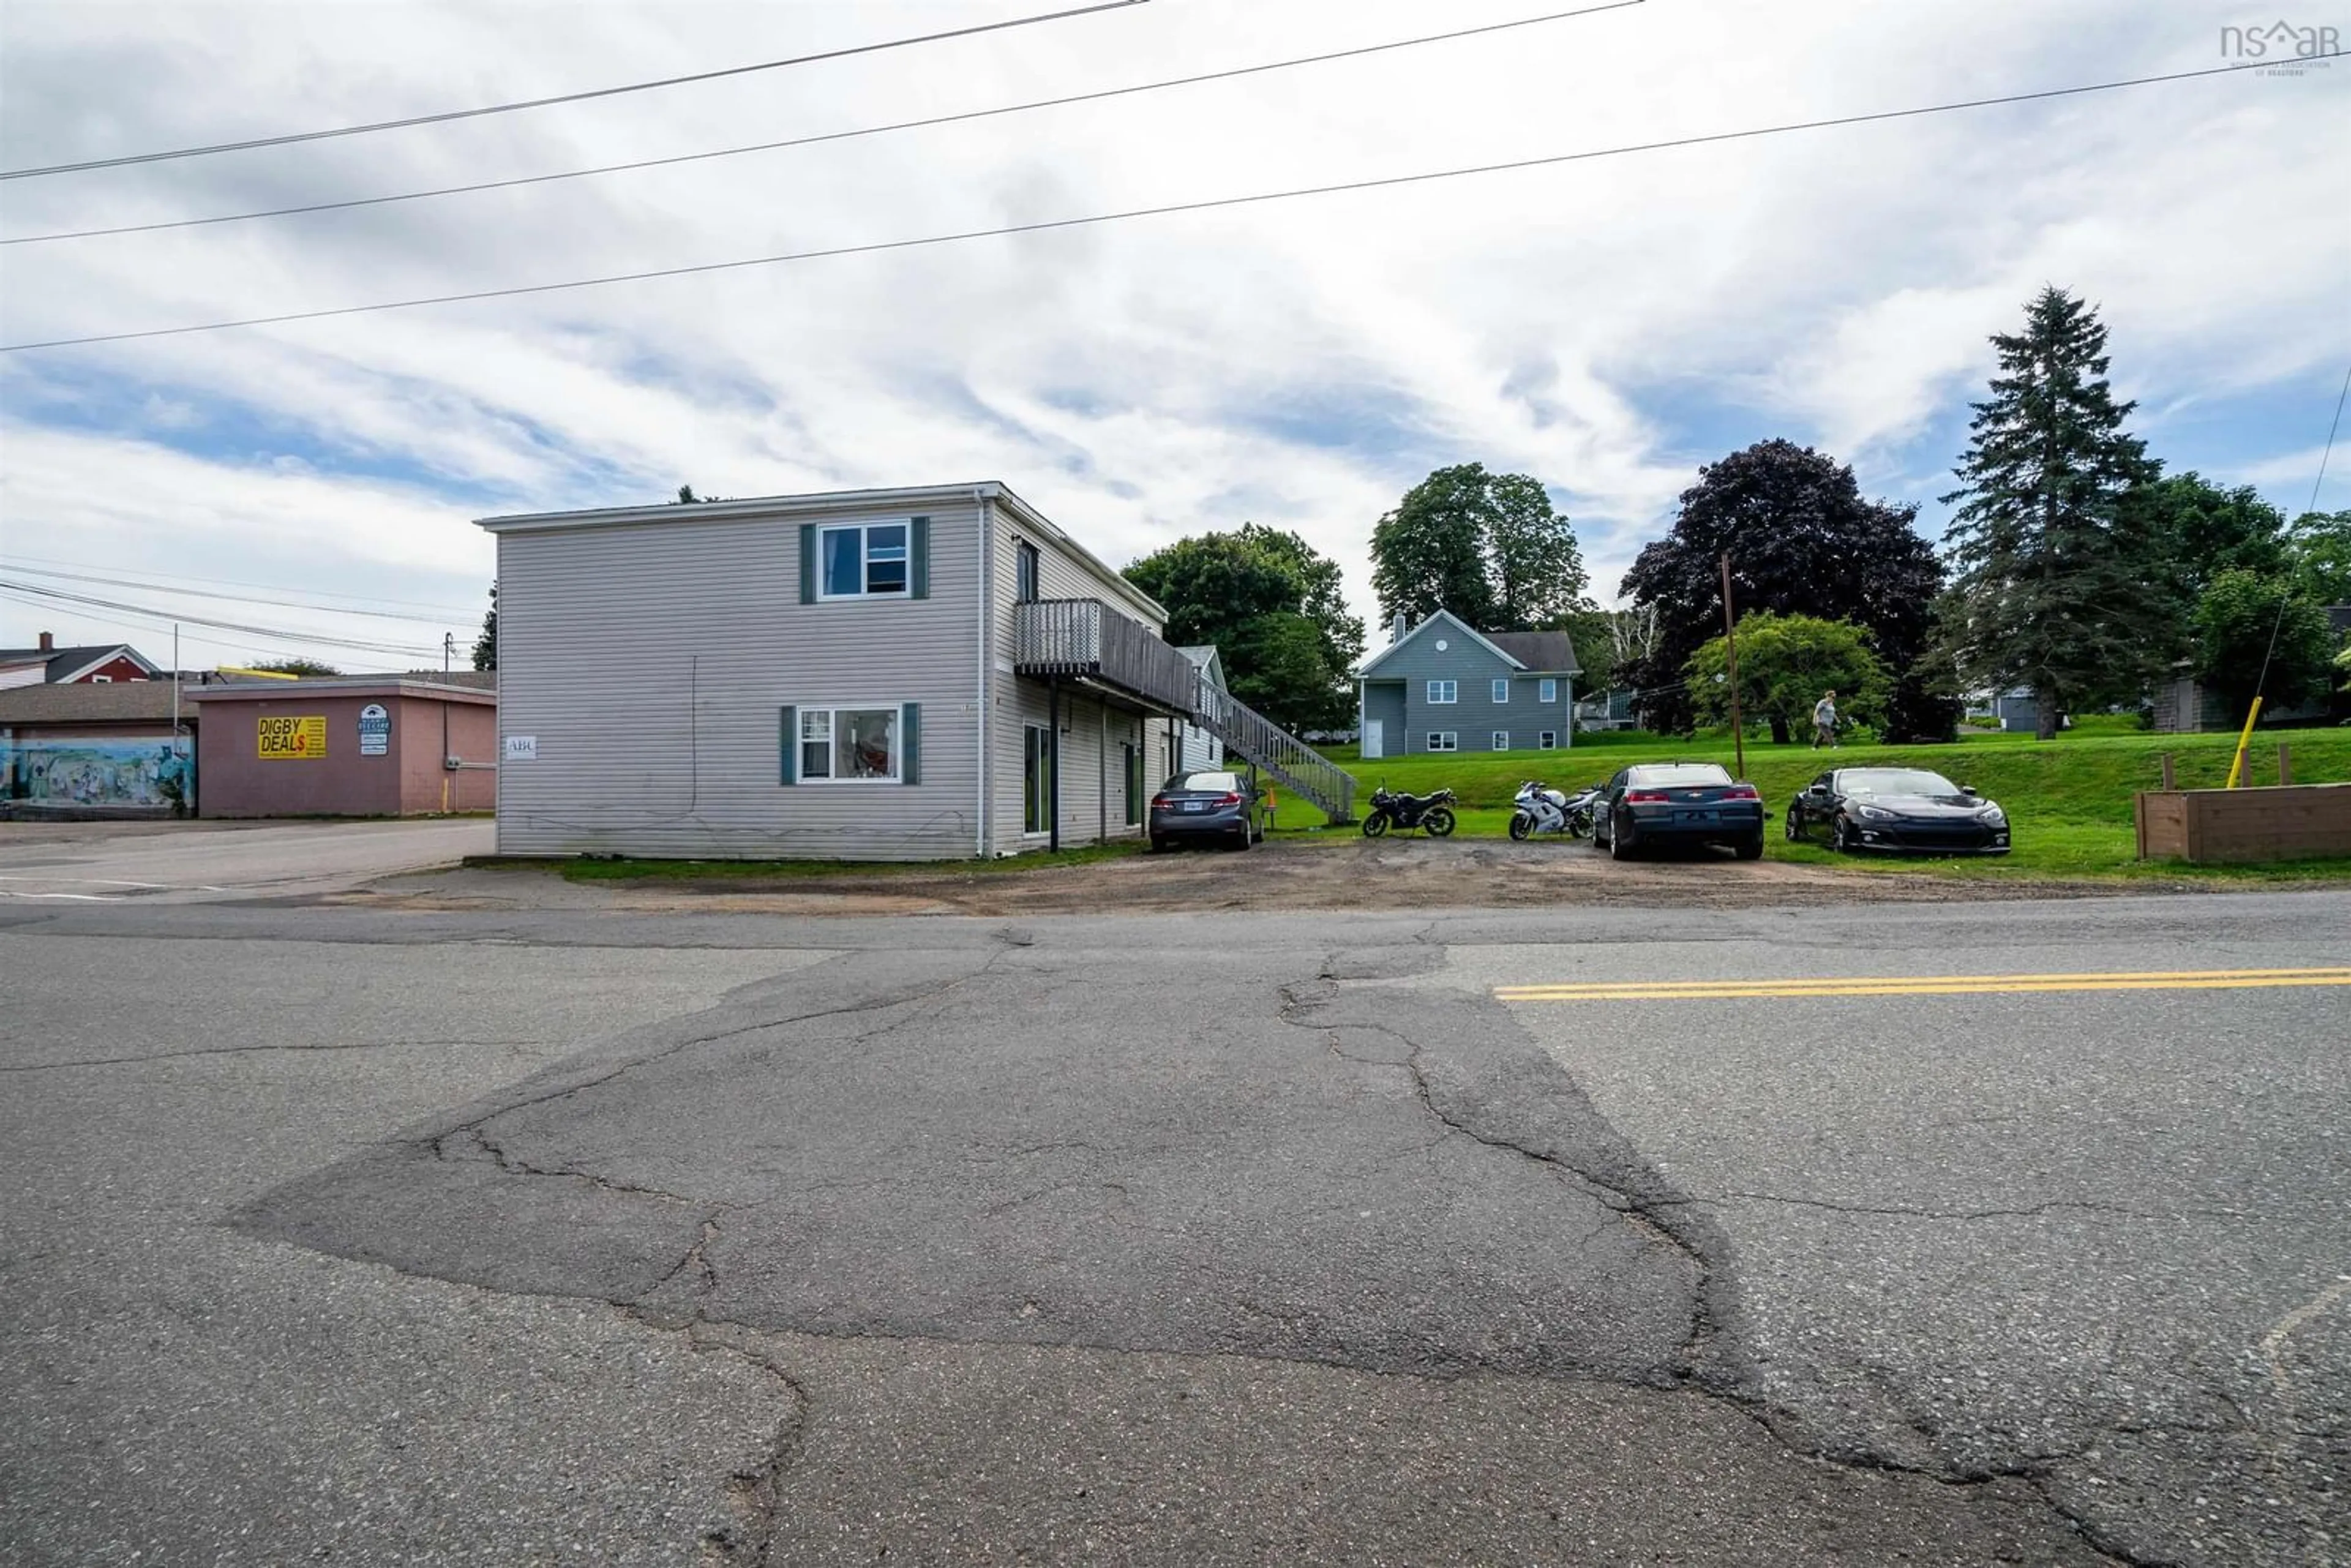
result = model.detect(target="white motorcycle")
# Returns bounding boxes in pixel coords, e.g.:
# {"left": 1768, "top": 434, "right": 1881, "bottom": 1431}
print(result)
{"left": 1509, "top": 781, "right": 1600, "bottom": 841}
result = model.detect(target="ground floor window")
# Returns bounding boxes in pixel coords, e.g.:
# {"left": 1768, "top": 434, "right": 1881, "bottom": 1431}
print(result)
{"left": 1427, "top": 731, "right": 1458, "bottom": 752}
{"left": 801, "top": 707, "right": 900, "bottom": 781}
{"left": 1024, "top": 724, "right": 1054, "bottom": 834}
{"left": 1122, "top": 741, "right": 1142, "bottom": 826}
{"left": 1539, "top": 730, "right": 1558, "bottom": 749}
{"left": 1491, "top": 730, "right": 1509, "bottom": 751}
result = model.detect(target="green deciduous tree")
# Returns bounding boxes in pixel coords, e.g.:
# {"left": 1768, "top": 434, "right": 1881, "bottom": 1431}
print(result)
{"left": 1124, "top": 523, "right": 1364, "bottom": 735}
{"left": 2192, "top": 569, "right": 2339, "bottom": 719}
{"left": 246, "top": 658, "right": 340, "bottom": 677}
{"left": 1683, "top": 612, "right": 1889, "bottom": 738}
{"left": 1618, "top": 439, "right": 1951, "bottom": 741}
{"left": 1369, "top": 464, "right": 1586, "bottom": 632}
{"left": 2131, "top": 472, "right": 2289, "bottom": 598}
{"left": 2287, "top": 508, "right": 2351, "bottom": 604}
{"left": 1937, "top": 287, "right": 2174, "bottom": 740}
{"left": 472, "top": 584, "right": 498, "bottom": 672}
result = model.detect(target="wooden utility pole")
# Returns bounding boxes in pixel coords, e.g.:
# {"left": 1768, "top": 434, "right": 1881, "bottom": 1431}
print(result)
{"left": 1720, "top": 553, "right": 1745, "bottom": 781}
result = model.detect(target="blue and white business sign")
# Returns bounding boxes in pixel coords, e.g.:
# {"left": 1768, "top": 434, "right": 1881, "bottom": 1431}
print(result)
{"left": 358, "top": 703, "right": 391, "bottom": 757}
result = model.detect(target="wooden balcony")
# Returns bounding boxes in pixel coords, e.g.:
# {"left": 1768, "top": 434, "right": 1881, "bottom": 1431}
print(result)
{"left": 1013, "top": 598, "right": 1200, "bottom": 715}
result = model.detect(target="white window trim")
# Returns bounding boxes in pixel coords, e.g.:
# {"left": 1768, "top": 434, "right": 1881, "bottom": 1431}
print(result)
{"left": 816, "top": 521, "right": 914, "bottom": 602}
{"left": 1427, "top": 680, "right": 1457, "bottom": 705}
{"left": 1491, "top": 679, "right": 1510, "bottom": 704}
{"left": 1539, "top": 678, "right": 1558, "bottom": 703}
{"left": 798, "top": 703, "right": 905, "bottom": 784}
{"left": 1539, "top": 730, "right": 1558, "bottom": 749}
{"left": 1492, "top": 730, "right": 1510, "bottom": 751}
{"left": 1427, "top": 731, "right": 1458, "bottom": 752}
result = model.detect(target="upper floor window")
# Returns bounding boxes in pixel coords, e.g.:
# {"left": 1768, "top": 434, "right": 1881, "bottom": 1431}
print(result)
{"left": 1427, "top": 680, "right": 1457, "bottom": 705}
{"left": 1015, "top": 539, "right": 1041, "bottom": 604}
{"left": 821, "top": 523, "right": 909, "bottom": 599}
{"left": 1539, "top": 677, "right": 1558, "bottom": 703}
{"left": 1491, "top": 678, "right": 1510, "bottom": 704}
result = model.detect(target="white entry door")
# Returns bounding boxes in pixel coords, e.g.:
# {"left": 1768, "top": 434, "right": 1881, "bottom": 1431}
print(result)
{"left": 1363, "top": 719, "right": 1384, "bottom": 760}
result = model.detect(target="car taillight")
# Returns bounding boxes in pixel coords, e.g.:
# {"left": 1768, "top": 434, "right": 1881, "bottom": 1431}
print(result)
{"left": 1215, "top": 792, "right": 1243, "bottom": 806}
{"left": 1624, "top": 789, "right": 1667, "bottom": 803}
{"left": 1723, "top": 785, "right": 1760, "bottom": 801}
{"left": 1150, "top": 795, "right": 1169, "bottom": 810}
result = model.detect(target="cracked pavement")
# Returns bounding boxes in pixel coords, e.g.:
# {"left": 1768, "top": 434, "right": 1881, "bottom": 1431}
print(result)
{"left": 4, "top": 891, "right": 2346, "bottom": 1564}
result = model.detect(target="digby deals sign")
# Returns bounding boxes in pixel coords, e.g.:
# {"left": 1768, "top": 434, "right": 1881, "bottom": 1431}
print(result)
{"left": 257, "top": 715, "right": 327, "bottom": 760}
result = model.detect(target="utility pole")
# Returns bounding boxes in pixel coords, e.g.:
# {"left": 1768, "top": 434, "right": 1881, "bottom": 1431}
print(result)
{"left": 1720, "top": 553, "right": 1745, "bottom": 781}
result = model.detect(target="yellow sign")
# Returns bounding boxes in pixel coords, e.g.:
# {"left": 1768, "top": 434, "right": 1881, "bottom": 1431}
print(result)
{"left": 257, "top": 715, "right": 328, "bottom": 760}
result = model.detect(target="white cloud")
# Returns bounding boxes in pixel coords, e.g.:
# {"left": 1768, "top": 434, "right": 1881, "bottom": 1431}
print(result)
{"left": 2, "top": 0, "right": 2344, "bottom": 655}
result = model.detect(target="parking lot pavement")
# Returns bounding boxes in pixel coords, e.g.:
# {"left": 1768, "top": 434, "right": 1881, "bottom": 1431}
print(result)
{"left": 0, "top": 816, "right": 491, "bottom": 902}
{"left": 6, "top": 890, "right": 2341, "bottom": 1565}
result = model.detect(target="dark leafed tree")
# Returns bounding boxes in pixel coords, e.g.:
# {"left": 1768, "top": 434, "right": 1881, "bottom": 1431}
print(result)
{"left": 247, "top": 657, "right": 339, "bottom": 677}
{"left": 2287, "top": 508, "right": 2351, "bottom": 604}
{"left": 472, "top": 584, "right": 497, "bottom": 672}
{"left": 1370, "top": 463, "right": 1588, "bottom": 632}
{"left": 1936, "top": 287, "right": 2173, "bottom": 740}
{"left": 1618, "top": 439, "right": 1952, "bottom": 741}
{"left": 1124, "top": 523, "right": 1365, "bottom": 735}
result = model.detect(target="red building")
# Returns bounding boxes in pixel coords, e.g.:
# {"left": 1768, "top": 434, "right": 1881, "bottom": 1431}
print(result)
{"left": 0, "top": 632, "right": 163, "bottom": 689}
{"left": 186, "top": 676, "right": 496, "bottom": 817}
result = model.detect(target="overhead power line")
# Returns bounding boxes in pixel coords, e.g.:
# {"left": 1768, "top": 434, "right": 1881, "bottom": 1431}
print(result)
{"left": 2307, "top": 364, "right": 2350, "bottom": 516}
{"left": 5, "top": 53, "right": 2331, "bottom": 355}
{"left": 2, "top": 1, "right": 1644, "bottom": 245}
{"left": 0, "top": 591, "right": 347, "bottom": 664}
{"left": 0, "top": 553, "right": 481, "bottom": 617}
{"left": 0, "top": 560, "right": 474, "bottom": 625}
{"left": 0, "top": 0, "right": 1149, "bottom": 181}
{"left": 0, "top": 579, "right": 448, "bottom": 657}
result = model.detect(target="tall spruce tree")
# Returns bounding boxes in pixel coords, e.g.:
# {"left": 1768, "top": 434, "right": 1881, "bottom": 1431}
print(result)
{"left": 1937, "top": 287, "right": 2170, "bottom": 740}
{"left": 471, "top": 585, "right": 498, "bottom": 672}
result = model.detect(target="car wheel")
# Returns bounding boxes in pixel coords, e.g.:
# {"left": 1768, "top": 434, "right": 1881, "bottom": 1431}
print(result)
{"left": 1610, "top": 818, "right": 1638, "bottom": 860}
{"left": 1833, "top": 816, "right": 1860, "bottom": 854}
{"left": 1423, "top": 807, "right": 1456, "bottom": 838}
{"left": 1233, "top": 824, "right": 1251, "bottom": 850}
{"left": 1361, "top": 812, "right": 1389, "bottom": 838}
{"left": 1735, "top": 830, "right": 1764, "bottom": 861}
{"left": 1508, "top": 811, "right": 1533, "bottom": 842}
{"left": 1783, "top": 808, "right": 1802, "bottom": 842}
{"left": 1150, "top": 835, "right": 1167, "bottom": 853}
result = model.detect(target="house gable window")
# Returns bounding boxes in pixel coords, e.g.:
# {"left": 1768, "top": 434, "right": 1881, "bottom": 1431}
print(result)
{"left": 1427, "top": 680, "right": 1457, "bottom": 705}
{"left": 1491, "top": 678, "right": 1509, "bottom": 704}
{"left": 1427, "top": 731, "right": 1458, "bottom": 752}
{"left": 1492, "top": 730, "right": 1509, "bottom": 751}
{"left": 797, "top": 706, "right": 903, "bottom": 782}
{"left": 1015, "top": 539, "right": 1041, "bottom": 604}
{"left": 1539, "top": 678, "right": 1558, "bottom": 703}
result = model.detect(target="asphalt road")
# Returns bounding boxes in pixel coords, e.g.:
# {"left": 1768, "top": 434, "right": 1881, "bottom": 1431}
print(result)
{"left": 0, "top": 817, "right": 492, "bottom": 902}
{"left": 2, "top": 888, "right": 2344, "bottom": 1566}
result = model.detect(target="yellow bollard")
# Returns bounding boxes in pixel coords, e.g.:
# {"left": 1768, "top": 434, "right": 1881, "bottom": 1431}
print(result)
{"left": 2224, "top": 697, "right": 2263, "bottom": 789}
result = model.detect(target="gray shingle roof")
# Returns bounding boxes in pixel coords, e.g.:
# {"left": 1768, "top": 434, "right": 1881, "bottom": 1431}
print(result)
{"left": 0, "top": 680, "right": 189, "bottom": 724}
{"left": 1485, "top": 630, "right": 1580, "bottom": 674}
{"left": 0, "top": 643, "right": 154, "bottom": 682}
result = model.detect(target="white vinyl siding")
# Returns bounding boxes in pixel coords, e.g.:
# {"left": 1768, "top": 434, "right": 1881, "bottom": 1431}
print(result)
{"left": 1539, "top": 678, "right": 1558, "bottom": 703}
{"left": 1428, "top": 680, "right": 1457, "bottom": 705}
{"left": 1428, "top": 731, "right": 1458, "bottom": 752}
{"left": 492, "top": 497, "right": 980, "bottom": 861}
{"left": 1491, "top": 679, "right": 1509, "bottom": 704}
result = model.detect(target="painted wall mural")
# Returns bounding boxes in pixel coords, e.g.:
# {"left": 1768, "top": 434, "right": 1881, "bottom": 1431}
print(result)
{"left": 1, "top": 737, "right": 192, "bottom": 808}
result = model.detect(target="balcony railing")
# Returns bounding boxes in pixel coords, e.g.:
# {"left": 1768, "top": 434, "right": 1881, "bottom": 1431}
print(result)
{"left": 1014, "top": 598, "right": 1201, "bottom": 713}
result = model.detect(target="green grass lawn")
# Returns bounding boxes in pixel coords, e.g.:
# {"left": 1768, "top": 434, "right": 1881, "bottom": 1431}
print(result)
{"left": 1299, "top": 724, "right": 2351, "bottom": 881}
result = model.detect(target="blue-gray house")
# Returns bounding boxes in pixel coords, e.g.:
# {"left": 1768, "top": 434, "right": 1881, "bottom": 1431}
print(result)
{"left": 1355, "top": 610, "right": 1578, "bottom": 760}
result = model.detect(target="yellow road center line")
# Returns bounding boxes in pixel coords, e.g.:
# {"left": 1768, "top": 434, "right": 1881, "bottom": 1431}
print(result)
{"left": 1495, "top": 967, "right": 2351, "bottom": 1002}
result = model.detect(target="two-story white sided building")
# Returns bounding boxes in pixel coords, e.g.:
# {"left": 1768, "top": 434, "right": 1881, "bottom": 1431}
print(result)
{"left": 479, "top": 482, "right": 1242, "bottom": 861}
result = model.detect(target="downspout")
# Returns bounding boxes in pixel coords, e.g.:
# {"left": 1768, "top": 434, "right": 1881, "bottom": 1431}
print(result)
{"left": 1048, "top": 676, "right": 1062, "bottom": 852}
{"left": 1097, "top": 703, "right": 1106, "bottom": 843}
{"left": 974, "top": 486, "right": 990, "bottom": 858}
{"left": 1564, "top": 672, "right": 1574, "bottom": 751}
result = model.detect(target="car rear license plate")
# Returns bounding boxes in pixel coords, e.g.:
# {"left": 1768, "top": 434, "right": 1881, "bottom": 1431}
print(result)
{"left": 1183, "top": 801, "right": 1204, "bottom": 812}
{"left": 1677, "top": 809, "right": 1718, "bottom": 825}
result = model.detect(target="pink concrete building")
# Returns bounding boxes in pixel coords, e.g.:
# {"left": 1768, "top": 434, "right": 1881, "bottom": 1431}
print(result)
{"left": 186, "top": 677, "right": 496, "bottom": 817}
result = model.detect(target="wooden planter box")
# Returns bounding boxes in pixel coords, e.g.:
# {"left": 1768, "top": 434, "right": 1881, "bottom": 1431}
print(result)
{"left": 2135, "top": 783, "right": 2351, "bottom": 863}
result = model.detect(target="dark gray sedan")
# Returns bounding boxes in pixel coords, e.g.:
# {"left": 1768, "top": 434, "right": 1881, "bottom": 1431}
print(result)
{"left": 1786, "top": 767, "right": 2011, "bottom": 854}
{"left": 1149, "top": 770, "right": 1266, "bottom": 851}
{"left": 1592, "top": 762, "right": 1766, "bottom": 860}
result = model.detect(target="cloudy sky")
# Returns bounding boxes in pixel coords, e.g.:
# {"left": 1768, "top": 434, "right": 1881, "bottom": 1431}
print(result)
{"left": 2, "top": 0, "right": 2344, "bottom": 670}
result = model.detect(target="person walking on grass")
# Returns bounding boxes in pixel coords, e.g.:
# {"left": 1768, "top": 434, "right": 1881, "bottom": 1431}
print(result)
{"left": 1812, "top": 689, "right": 1839, "bottom": 749}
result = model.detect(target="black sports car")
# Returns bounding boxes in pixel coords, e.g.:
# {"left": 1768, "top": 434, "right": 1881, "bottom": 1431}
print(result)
{"left": 1592, "top": 762, "right": 1766, "bottom": 860}
{"left": 1785, "top": 767, "right": 2011, "bottom": 855}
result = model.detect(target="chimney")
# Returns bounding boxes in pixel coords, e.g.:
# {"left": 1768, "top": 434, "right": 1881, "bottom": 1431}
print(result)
{"left": 38, "top": 631, "right": 54, "bottom": 652}
{"left": 1389, "top": 613, "right": 1407, "bottom": 645}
